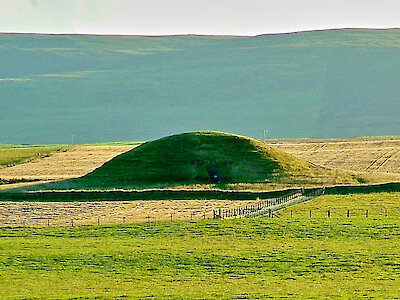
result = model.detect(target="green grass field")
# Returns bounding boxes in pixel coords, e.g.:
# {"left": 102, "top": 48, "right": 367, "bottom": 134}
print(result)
{"left": 0, "top": 145, "right": 65, "bottom": 168}
{"left": 279, "top": 192, "right": 400, "bottom": 218}
{"left": 0, "top": 193, "right": 399, "bottom": 298}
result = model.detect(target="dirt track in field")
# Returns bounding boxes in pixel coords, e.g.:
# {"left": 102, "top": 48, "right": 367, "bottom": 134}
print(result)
{"left": 0, "top": 145, "right": 135, "bottom": 181}
{"left": 268, "top": 138, "right": 400, "bottom": 177}
{"left": 0, "top": 200, "right": 262, "bottom": 227}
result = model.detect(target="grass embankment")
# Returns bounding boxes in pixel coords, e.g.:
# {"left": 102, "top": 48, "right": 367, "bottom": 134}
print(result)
{"left": 27, "top": 131, "right": 359, "bottom": 191}
{"left": 0, "top": 193, "right": 399, "bottom": 298}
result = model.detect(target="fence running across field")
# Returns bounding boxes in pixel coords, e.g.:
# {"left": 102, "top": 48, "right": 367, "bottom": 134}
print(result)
{"left": 212, "top": 188, "right": 325, "bottom": 219}
{"left": 3, "top": 187, "right": 400, "bottom": 227}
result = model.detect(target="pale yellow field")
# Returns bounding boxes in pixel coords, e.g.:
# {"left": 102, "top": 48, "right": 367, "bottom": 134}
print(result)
{"left": 268, "top": 137, "right": 400, "bottom": 179}
{"left": 0, "top": 199, "right": 263, "bottom": 227}
{"left": 0, "top": 145, "right": 134, "bottom": 182}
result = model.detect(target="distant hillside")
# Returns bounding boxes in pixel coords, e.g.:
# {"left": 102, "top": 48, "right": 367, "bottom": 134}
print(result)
{"left": 1, "top": 29, "right": 400, "bottom": 143}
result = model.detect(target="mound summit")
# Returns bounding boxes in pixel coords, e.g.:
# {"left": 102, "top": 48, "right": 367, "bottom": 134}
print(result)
{"left": 33, "top": 131, "right": 356, "bottom": 190}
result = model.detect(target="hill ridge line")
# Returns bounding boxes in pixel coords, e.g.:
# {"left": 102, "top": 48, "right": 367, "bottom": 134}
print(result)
{"left": 1, "top": 27, "right": 400, "bottom": 38}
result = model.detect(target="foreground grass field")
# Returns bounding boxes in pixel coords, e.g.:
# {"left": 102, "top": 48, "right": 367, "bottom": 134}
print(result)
{"left": 279, "top": 192, "right": 400, "bottom": 218}
{"left": 0, "top": 193, "right": 399, "bottom": 298}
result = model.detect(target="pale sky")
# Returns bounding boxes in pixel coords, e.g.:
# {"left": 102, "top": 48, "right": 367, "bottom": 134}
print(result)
{"left": 0, "top": 0, "right": 400, "bottom": 36}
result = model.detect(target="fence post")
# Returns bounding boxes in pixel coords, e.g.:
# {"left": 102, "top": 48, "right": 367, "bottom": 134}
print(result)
{"left": 123, "top": 216, "right": 126, "bottom": 224}
{"left": 347, "top": 210, "right": 350, "bottom": 218}
{"left": 171, "top": 213, "right": 173, "bottom": 221}
{"left": 366, "top": 210, "right": 368, "bottom": 218}
{"left": 47, "top": 219, "right": 50, "bottom": 227}
{"left": 385, "top": 209, "right": 388, "bottom": 217}
{"left": 147, "top": 215, "right": 150, "bottom": 222}
{"left": 97, "top": 216, "right": 100, "bottom": 226}
{"left": 71, "top": 219, "right": 74, "bottom": 227}
{"left": 268, "top": 208, "right": 271, "bottom": 218}
{"left": 203, "top": 212, "right": 206, "bottom": 220}
{"left": 327, "top": 210, "right": 330, "bottom": 218}
{"left": 290, "top": 210, "right": 293, "bottom": 218}
{"left": 309, "top": 210, "right": 312, "bottom": 218}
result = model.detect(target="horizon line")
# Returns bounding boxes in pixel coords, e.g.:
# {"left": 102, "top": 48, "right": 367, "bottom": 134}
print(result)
{"left": 1, "top": 27, "right": 400, "bottom": 38}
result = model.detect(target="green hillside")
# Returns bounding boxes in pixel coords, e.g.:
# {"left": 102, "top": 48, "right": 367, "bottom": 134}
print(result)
{"left": 28, "top": 131, "right": 358, "bottom": 190}
{"left": 1, "top": 29, "right": 400, "bottom": 143}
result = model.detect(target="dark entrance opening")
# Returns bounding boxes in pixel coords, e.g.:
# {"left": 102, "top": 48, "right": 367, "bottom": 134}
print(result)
{"left": 208, "top": 168, "right": 220, "bottom": 183}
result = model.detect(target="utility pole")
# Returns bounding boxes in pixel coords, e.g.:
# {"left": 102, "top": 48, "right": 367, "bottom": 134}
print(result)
{"left": 263, "top": 129, "right": 268, "bottom": 140}
{"left": 71, "top": 133, "right": 75, "bottom": 145}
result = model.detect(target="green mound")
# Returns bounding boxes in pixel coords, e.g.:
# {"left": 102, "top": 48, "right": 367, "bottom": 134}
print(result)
{"left": 84, "top": 131, "right": 296, "bottom": 185}
{"left": 32, "top": 131, "right": 355, "bottom": 191}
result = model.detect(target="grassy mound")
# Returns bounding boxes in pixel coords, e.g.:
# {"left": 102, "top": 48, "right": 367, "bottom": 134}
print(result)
{"left": 28, "top": 131, "right": 358, "bottom": 190}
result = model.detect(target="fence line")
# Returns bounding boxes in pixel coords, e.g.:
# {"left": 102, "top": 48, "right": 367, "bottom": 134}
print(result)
{"left": 2, "top": 187, "right": 399, "bottom": 227}
{"left": 212, "top": 188, "right": 324, "bottom": 219}
{"left": 1, "top": 206, "right": 399, "bottom": 228}
{"left": 0, "top": 210, "right": 214, "bottom": 228}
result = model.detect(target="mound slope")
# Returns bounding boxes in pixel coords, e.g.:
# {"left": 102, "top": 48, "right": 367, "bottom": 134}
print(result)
{"left": 30, "top": 131, "right": 358, "bottom": 190}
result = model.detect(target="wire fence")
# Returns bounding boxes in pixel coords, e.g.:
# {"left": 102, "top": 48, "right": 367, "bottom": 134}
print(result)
{"left": 0, "top": 209, "right": 216, "bottom": 228}
{"left": 0, "top": 199, "right": 262, "bottom": 228}
{"left": 278, "top": 207, "right": 400, "bottom": 219}
{"left": 212, "top": 188, "right": 324, "bottom": 219}
{"left": 1, "top": 188, "right": 399, "bottom": 228}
